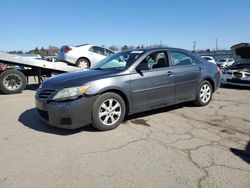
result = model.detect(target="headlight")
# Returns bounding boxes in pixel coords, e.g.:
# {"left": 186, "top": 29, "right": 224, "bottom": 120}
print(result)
{"left": 52, "top": 86, "right": 89, "bottom": 101}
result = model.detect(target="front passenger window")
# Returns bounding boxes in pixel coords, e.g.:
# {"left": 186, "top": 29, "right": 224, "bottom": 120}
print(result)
{"left": 105, "top": 49, "right": 115, "bottom": 56}
{"left": 139, "top": 51, "right": 169, "bottom": 69}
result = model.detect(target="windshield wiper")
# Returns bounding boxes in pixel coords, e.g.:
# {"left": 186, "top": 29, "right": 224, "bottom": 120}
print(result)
{"left": 91, "top": 67, "right": 103, "bottom": 70}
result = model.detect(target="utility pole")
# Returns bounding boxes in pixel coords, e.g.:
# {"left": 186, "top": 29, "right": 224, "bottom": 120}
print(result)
{"left": 216, "top": 38, "right": 218, "bottom": 51}
{"left": 193, "top": 41, "right": 196, "bottom": 52}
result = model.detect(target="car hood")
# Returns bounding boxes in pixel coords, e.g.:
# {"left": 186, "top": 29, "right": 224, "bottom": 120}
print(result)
{"left": 41, "top": 69, "right": 120, "bottom": 88}
{"left": 231, "top": 43, "right": 250, "bottom": 59}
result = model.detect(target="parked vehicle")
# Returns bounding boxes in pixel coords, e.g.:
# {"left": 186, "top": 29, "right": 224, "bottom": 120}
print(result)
{"left": 0, "top": 52, "right": 81, "bottom": 94}
{"left": 201, "top": 56, "right": 216, "bottom": 64}
{"left": 57, "top": 44, "right": 115, "bottom": 69}
{"left": 221, "top": 43, "right": 250, "bottom": 87}
{"left": 217, "top": 58, "right": 234, "bottom": 68}
{"left": 42, "top": 56, "right": 58, "bottom": 62}
{"left": 36, "top": 47, "right": 221, "bottom": 131}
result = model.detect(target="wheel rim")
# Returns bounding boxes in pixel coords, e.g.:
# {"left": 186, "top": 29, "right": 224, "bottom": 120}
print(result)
{"left": 98, "top": 99, "right": 122, "bottom": 126}
{"left": 3, "top": 74, "right": 22, "bottom": 91}
{"left": 200, "top": 84, "right": 211, "bottom": 103}
{"left": 78, "top": 61, "right": 89, "bottom": 69}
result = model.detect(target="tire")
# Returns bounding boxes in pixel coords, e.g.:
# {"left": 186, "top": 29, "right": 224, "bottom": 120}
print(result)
{"left": 193, "top": 80, "right": 213, "bottom": 106}
{"left": 76, "top": 58, "right": 90, "bottom": 69}
{"left": 91, "top": 92, "right": 126, "bottom": 131}
{"left": 0, "top": 69, "right": 27, "bottom": 94}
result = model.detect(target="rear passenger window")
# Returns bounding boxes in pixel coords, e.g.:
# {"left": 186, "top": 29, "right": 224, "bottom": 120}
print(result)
{"left": 89, "top": 46, "right": 105, "bottom": 55}
{"left": 169, "top": 51, "right": 193, "bottom": 66}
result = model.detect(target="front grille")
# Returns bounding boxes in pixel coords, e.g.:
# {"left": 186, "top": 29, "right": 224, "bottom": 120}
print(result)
{"left": 233, "top": 72, "right": 243, "bottom": 78}
{"left": 37, "top": 109, "right": 49, "bottom": 121}
{"left": 227, "top": 79, "right": 250, "bottom": 84}
{"left": 61, "top": 118, "right": 72, "bottom": 125}
{"left": 38, "top": 89, "right": 56, "bottom": 99}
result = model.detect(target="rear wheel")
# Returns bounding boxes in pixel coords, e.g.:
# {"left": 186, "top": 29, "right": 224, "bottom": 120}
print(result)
{"left": 194, "top": 80, "right": 213, "bottom": 106}
{"left": 91, "top": 92, "right": 126, "bottom": 131}
{"left": 0, "top": 69, "right": 27, "bottom": 94}
{"left": 76, "top": 58, "right": 90, "bottom": 69}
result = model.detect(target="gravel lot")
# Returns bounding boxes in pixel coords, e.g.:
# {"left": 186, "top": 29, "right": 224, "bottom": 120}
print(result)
{"left": 0, "top": 83, "right": 250, "bottom": 187}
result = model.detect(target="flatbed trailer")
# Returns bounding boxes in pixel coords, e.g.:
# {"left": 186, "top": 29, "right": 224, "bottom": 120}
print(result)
{"left": 0, "top": 52, "right": 82, "bottom": 94}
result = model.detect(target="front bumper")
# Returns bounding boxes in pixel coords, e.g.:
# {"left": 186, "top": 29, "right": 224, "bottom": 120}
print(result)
{"left": 221, "top": 74, "right": 250, "bottom": 87}
{"left": 35, "top": 95, "right": 98, "bottom": 129}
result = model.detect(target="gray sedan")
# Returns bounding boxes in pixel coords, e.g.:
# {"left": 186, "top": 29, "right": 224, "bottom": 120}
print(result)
{"left": 35, "top": 48, "right": 221, "bottom": 130}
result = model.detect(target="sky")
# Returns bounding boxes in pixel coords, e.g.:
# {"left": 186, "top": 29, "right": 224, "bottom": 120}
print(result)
{"left": 1, "top": 0, "right": 250, "bottom": 51}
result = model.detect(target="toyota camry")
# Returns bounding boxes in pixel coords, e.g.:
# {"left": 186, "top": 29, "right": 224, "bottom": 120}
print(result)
{"left": 36, "top": 48, "right": 220, "bottom": 131}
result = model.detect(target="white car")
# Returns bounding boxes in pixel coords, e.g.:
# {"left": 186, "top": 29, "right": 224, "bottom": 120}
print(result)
{"left": 201, "top": 56, "right": 216, "bottom": 64}
{"left": 57, "top": 44, "right": 115, "bottom": 69}
{"left": 216, "top": 58, "right": 234, "bottom": 68}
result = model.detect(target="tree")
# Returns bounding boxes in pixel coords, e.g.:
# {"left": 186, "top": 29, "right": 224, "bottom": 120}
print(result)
{"left": 109, "top": 45, "right": 119, "bottom": 51}
{"left": 47, "top": 46, "right": 59, "bottom": 56}
{"left": 121, "top": 45, "right": 128, "bottom": 51}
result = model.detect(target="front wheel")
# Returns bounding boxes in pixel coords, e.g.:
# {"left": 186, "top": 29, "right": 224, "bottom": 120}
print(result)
{"left": 194, "top": 80, "right": 213, "bottom": 106}
{"left": 91, "top": 92, "right": 126, "bottom": 131}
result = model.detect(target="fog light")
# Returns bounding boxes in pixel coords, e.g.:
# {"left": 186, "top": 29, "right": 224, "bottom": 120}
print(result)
{"left": 61, "top": 118, "right": 72, "bottom": 125}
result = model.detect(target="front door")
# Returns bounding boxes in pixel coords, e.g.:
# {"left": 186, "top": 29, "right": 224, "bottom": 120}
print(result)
{"left": 130, "top": 51, "right": 175, "bottom": 112}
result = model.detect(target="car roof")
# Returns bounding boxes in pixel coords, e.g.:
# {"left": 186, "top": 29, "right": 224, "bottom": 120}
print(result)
{"left": 124, "top": 47, "right": 191, "bottom": 54}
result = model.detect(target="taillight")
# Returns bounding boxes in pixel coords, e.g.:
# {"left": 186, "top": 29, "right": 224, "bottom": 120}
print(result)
{"left": 64, "top": 46, "right": 72, "bottom": 52}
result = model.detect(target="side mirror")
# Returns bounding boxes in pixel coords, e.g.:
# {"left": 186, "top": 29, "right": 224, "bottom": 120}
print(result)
{"left": 136, "top": 63, "right": 152, "bottom": 71}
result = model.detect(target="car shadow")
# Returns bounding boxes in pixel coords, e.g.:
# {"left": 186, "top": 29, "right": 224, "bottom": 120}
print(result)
{"left": 125, "top": 103, "right": 188, "bottom": 121}
{"left": 18, "top": 108, "right": 98, "bottom": 135}
{"left": 19, "top": 103, "right": 191, "bottom": 135}
{"left": 25, "top": 83, "right": 39, "bottom": 91}
{"left": 230, "top": 141, "right": 250, "bottom": 164}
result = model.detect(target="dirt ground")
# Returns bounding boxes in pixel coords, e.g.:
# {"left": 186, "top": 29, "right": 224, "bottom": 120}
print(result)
{"left": 0, "top": 84, "right": 249, "bottom": 187}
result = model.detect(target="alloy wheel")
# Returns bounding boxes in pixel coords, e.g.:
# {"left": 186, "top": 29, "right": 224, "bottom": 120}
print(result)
{"left": 200, "top": 84, "right": 211, "bottom": 103}
{"left": 98, "top": 99, "right": 122, "bottom": 126}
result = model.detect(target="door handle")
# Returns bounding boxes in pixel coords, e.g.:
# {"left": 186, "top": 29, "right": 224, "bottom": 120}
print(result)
{"left": 199, "top": 67, "right": 204, "bottom": 72}
{"left": 167, "top": 71, "right": 173, "bottom": 76}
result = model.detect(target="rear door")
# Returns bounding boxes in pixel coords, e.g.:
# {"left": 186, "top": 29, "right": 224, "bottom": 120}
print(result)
{"left": 130, "top": 51, "right": 175, "bottom": 112}
{"left": 168, "top": 50, "right": 203, "bottom": 103}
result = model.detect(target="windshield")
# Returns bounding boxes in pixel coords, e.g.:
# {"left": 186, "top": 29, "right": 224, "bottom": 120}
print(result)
{"left": 92, "top": 50, "right": 144, "bottom": 70}
{"left": 203, "top": 57, "right": 212, "bottom": 60}
{"left": 218, "top": 59, "right": 226, "bottom": 62}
